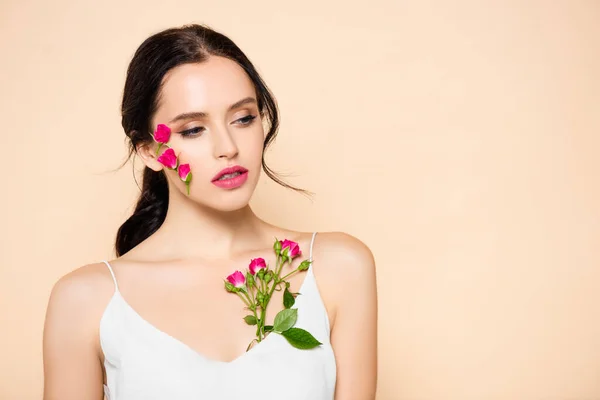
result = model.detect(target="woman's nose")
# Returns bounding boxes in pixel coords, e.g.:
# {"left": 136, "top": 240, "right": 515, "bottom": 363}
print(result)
{"left": 212, "top": 127, "right": 239, "bottom": 159}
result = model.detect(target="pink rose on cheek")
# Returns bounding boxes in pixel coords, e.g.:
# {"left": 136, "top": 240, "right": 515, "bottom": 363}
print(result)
{"left": 157, "top": 148, "right": 178, "bottom": 169}
{"left": 153, "top": 124, "right": 171, "bottom": 143}
{"left": 281, "top": 239, "right": 301, "bottom": 260}
{"left": 249, "top": 258, "right": 267, "bottom": 275}
{"left": 178, "top": 163, "right": 192, "bottom": 182}
{"left": 177, "top": 163, "right": 193, "bottom": 195}
{"left": 226, "top": 270, "right": 246, "bottom": 288}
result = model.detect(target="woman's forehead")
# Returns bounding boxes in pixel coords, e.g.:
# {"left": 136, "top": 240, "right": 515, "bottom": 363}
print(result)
{"left": 156, "top": 57, "right": 256, "bottom": 121}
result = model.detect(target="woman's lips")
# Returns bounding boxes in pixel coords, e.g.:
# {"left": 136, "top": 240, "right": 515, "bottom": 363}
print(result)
{"left": 211, "top": 165, "right": 249, "bottom": 189}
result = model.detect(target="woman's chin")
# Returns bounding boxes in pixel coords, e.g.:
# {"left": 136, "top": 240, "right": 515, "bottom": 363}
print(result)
{"left": 192, "top": 191, "right": 253, "bottom": 212}
{"left": 179, "top": 178, "right": 258, "bottom": 211}
{"left": 214, "top": 199, "right": 251, "bottom": 212}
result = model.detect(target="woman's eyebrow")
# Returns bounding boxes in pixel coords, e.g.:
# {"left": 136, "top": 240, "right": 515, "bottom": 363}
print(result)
{"left": 168, "top": 97, "right": 257, "bottom": 124}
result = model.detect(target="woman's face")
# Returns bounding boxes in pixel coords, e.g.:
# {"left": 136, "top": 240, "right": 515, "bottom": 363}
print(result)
{"left": 143, "top": 56, "right": 265, "bottom": 212}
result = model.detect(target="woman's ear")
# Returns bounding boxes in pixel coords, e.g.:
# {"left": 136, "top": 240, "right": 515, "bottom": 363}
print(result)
{"left": 136, "top": 141, "right": 164, "bottom": 172}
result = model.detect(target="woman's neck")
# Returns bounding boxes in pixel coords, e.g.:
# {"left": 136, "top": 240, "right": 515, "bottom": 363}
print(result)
{"left": 145, "top": 195, "right": 274, "bottom": 261}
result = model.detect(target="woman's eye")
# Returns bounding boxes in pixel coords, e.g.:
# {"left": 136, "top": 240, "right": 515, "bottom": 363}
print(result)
{"left": 180, "top": 127, "right": 204, "bottom": 137}
{"left": 178, "top": 116, "right": 255, "bottom": 137}
{"left": 237, "top": 115, "right": 257, "bottom": 125}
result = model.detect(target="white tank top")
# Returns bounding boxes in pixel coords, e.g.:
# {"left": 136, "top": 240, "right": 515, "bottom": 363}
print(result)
{"left": 99, "top": 232, "right": 336, "bottom": 399}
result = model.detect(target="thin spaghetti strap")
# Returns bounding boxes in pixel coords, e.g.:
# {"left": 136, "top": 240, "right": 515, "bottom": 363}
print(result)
{"left": 101, "top": 260, "right": 119, "bottom": 292}
{"left": 309, "top": 231, "right": 318, "bottom": 261}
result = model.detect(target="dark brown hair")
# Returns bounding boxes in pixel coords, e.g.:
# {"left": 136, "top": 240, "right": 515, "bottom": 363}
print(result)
{"left": 115, "top": 24, "right": 307, "bottom": 257}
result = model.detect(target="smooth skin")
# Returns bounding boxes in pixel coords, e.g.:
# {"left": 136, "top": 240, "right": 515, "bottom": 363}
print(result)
{"left": 42, "top": 56, "right": 378, "bottom": 400}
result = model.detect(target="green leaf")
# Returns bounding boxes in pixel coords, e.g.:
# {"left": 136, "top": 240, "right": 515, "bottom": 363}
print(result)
{"left": 273, "top": 308, "right": 298, "bottom": 332}
{"left": 263, "top": 325, "right": 274, "bottom": 332}
{"left": 283, "top": 287, "right": 295, "bottom": 309}
{"left": 281, "top": 327, "right": 322, "bottom": 349}
{"left": 243, "top": 315, "right": 257, "bottom": 325}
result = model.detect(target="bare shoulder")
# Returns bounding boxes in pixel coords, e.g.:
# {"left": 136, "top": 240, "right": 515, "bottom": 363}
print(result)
{"left": 312, "top": 233, "right": 378, "bottom": 397}
{"left": 310, "top": 231, "right": 377, "bottom": 323}
{"left": 48, "top": 262, "right": 115, "bottom": 309}
{"left": 313, "top": 231, "right": 376, "bottom": 279}
{"left": 45, "top": 262, "right": 117, "bottom": 336}
{"left": 43, "top": 263, "right": 116, "bottom": 396}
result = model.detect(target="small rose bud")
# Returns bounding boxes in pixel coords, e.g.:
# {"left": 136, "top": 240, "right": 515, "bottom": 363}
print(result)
{"left": 256, "top": 292, "right": 265, "bottom": 306}
{"left": 177, "top": 163, "right": 192, "bottom": 195}
{"left": 178, "top": 163, "right": 192, "bottom": 182}
{"left": 249, "top": 258, "right": 267, "bottom": 275}
{"left": 281, "top": 239, "right": 301, "bottom": 263}
{"left": 226, "top": 270, "right": 246, "bottom": 291}
{"left": 297, "top": 260, "right": 311, "bottom": 271}
{"left": 153, "top": 124, "right": 171, "bottom": 144}
{"left": 264, "top": 271, "right": 273, "bottom": 284}
{"left": 246, "top": 272, "right": 255, "bottom": 289}
{"left": 274, "top": 238, "right": 282, "bottom": 255}
{"left": 157, "top": 148, "right": 178, "bottom": 170}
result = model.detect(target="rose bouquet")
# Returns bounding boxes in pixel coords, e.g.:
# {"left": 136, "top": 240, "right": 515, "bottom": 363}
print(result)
{"left": 224, "top": 238, "right": 322, "bottom": 351}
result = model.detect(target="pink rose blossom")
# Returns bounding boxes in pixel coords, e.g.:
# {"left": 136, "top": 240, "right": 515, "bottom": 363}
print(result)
{"left": 249, "top": 258, "right": 267, "bottom": 275}
{"left": 178, "top": 163, "right": 192, "bottom": 182}
{"left": 153, "top": 124, "right": 171, "bottom": 144}
{"left": 281, "top": 239, "right": 301, "bottom": 260}
{"left": 157, "top": 148, "right": 178, "bottom": 169}
{"left": 226, "top": 270, "right": 246, "bottom": 288}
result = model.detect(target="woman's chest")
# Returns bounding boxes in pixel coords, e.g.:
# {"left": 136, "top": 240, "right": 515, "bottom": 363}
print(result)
{"left": 105, "top": 332, "right": 336, "bottom": 400}
{"left": 113, "top": 262, "right": 314, "bottom": 363}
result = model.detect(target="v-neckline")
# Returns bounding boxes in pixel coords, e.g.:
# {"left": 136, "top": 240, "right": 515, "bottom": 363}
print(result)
{"left": 111, "top": 265, "right": 314, "bottom": 365}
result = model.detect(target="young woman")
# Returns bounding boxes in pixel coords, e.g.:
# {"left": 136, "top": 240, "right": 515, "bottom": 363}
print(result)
{"left": 42, "top": 23, "right": 378, "bottom": 400}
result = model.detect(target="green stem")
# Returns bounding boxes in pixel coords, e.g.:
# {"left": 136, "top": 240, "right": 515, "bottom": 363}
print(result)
{"left": 249, "top": 282, "right": 256, "bottom": 305}
{"left": 259, "top": 276, "right": 266, "bottom": 294}
{"left": 276, "top": 254, "right": 286, "bottom": 277}
{"left": 280, "top": 269, "right": 300, "bottom": 282}
{"left": 243, "top": 291, "right": 254, "bottom": 309}
{"left": 236, "top": 291, "right": 251, "bottom": 307}
{"left": 244, "top": 287, "right": 262, "bottom": 340}
{"left": 258, "top": 255, "right": 283, "bottom": 341}
{"left": 251, "top": 306, "right": 261, "bottom": 343}
{"left": 254, "top": 279, "right": 265, "bottom": 342}
{"left": 155, "top": 143, "right": 171, "bottom": 156}
{"left": 258, "top": 303, "right": 266, "bottom": 342}
{"left": 238, "top": 288, "right": 263, "bottom": 344}
{"left": 270, "top": 254, "right": 290, "bottom": 294}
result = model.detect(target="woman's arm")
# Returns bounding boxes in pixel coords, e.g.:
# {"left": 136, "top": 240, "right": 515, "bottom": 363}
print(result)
{"left": 326, "top": 233, "right": 378, "bottom": 400}
{"left": 42, "top": 266, "right": 107, "bottom": 400}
